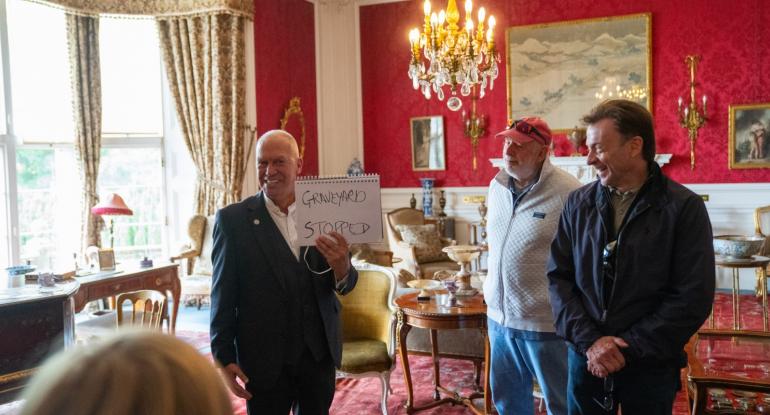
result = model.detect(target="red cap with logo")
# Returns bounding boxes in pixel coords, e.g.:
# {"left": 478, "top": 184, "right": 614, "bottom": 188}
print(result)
{"left": 494, "top": 117, "right": 553, "bottom": 146}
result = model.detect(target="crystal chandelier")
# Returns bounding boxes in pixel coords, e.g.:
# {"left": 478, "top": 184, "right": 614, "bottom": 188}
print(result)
{"left": 408, "top": 0, "right": 499, "bottom": 111}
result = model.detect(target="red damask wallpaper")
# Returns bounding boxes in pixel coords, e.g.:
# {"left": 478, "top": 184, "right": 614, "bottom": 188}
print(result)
{"left": 360, "top": 0, "right": 770, "bottom": 187}
{"left": 254, "top": 0, "right": 318, "bottom": 175}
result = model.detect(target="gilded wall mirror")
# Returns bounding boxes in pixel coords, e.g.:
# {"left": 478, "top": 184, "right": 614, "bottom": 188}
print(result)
{"left": 280, "top": 97, "right": 306, "bottom": 158}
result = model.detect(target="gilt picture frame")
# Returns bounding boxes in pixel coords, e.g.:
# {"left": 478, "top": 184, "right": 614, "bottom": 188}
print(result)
{"left": 506, "top": 13, "right": 652, "bottom": 133}
{"left": 410, "top": 116, "right": 446, "bottom": 171}
{"left": 728, "top": 103, "right": 770, "bottom": 169}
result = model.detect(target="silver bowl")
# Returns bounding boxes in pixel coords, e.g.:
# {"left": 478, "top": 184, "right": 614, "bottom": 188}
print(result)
{"left": 713, "top": 235, "right": 765, "bottom": 259}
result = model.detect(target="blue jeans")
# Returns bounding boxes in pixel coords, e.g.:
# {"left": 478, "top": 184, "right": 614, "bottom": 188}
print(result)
{"left": 488, "top": 317, "right": 568, "bottom": 415}
{"left": 566, "top": 347, "right": 679, "bottom": 415}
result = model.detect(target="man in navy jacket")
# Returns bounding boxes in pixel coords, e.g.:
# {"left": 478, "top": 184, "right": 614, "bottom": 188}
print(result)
{"left": 210, "top": 130, "right": 358, "bottom": 415}
{"left": 547, "top": 100, "right": 714, "bottom": 414}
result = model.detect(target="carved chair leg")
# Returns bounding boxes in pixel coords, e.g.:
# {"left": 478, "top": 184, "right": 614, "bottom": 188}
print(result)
{"left": 379, "top": 372, "right": 391, "bottom": 415}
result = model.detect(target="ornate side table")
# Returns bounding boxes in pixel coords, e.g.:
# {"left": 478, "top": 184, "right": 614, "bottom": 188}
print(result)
{"left": 712, "top": 256, "right": 770, "bottom": 331}
{"left": 395, "top": 292, "right": 492, "bottom": 414}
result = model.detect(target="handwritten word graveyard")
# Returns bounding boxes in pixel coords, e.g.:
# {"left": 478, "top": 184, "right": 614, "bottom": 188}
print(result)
{"left": 294, "top": 175, "right": 382, "bottom": 245}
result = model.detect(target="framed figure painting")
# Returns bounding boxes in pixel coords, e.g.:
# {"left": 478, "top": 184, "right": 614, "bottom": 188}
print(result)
{"left": 410, "top": 116, "right": 446, "bottom": 171}
{"left": 729, "top": 103, "right": 770, "bottom": 169}
{"left": 506, "top": 13, "right": 651, "bottom": 132}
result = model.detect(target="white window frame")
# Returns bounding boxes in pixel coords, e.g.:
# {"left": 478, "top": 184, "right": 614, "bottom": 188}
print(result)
{"left": 0, "top": 2, "right": 257, "bottom": 267}
{"left": 0, "top": 1, "right": 170, "bottom": 266}
{"left": 0, "top": 0, "right": 20, "bottom": 266}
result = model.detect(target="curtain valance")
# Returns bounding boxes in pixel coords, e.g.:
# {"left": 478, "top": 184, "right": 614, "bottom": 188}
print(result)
{"left": 27, "top": 0, "right": 253, "bottom": 19}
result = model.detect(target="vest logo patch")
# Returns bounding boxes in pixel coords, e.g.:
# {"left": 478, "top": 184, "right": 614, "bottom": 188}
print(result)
{"left": 533, "top": 212, "right": 546, "bottom": 219}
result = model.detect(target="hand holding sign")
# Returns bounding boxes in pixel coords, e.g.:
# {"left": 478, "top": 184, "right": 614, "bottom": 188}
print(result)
{"left": 294, "top": 175, "right": 383, "bottom": 246}
{"left": 315, "top": 232, "right": 350, "bottom": 281}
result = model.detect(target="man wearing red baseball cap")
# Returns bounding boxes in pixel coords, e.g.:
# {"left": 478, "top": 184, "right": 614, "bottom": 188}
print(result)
{"left": 484, "top": 116, "right": 581, "bottom": 414}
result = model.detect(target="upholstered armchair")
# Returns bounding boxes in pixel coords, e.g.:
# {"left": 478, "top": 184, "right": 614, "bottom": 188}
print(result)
{"left": 337, "top": 262, "right": 398, "bottom": 415}
{"left": 169, "top": 215, "right": 214, "bottom": 309}
{"left": 385, "top": 208, "right": 459, "bottom": 279}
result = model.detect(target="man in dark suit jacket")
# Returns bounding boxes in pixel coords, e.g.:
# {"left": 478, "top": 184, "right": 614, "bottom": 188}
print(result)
{"left": 210, "top": 129, "right": 358, "bottom": 415}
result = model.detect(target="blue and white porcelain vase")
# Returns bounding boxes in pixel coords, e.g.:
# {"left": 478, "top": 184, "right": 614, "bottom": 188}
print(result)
{"left": 419, "top": 178, "right": 435, "bottom": 217}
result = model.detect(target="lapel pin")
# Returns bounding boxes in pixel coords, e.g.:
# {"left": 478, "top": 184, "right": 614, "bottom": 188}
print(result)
{"left": 253, "top": 219, "right": 260, "bottom": 225}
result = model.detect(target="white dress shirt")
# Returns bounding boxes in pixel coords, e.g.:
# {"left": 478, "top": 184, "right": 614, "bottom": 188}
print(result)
{"left": 264, "top": 195, "right": 299, "bottom": 260}
{"left": 264, "top": 194, "right": 349, "bottom": 288}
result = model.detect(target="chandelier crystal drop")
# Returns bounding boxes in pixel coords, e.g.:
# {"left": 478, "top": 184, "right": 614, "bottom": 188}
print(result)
{"left": 408, "top": 0, "right": 499, "bottom": 111}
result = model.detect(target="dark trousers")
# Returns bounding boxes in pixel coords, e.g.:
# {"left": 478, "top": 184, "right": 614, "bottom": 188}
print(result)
{"left": 567, "top": 347, "right": 679, "bottom": 415}
{"left": 246, "top": 348, "right": 336, "bottom": 415}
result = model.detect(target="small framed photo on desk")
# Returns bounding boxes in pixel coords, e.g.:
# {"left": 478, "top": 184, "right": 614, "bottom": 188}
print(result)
{"left": 97, "top": 249, "right": 116, "bottom": 271}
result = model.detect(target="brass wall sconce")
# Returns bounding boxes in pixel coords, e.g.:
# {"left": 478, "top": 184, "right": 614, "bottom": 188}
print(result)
{"left": 461, "top": 86, "right": 487, "bottom": 170}
{"left": 677, "top": 55, "right": 708, "bottom": 170}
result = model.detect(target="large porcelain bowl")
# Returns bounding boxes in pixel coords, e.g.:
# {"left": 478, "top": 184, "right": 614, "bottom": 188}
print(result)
{"left": 442, "top": 245, "right": 482, "bottom": 263}
{"left": 713, "top": 235, "right": 765, "bottom": 259}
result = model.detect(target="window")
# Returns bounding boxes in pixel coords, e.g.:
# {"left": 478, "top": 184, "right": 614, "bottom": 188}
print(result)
{"left": 15, "top": 147, "right": 80, "bottom": 268}
{"left": 4, "top": 1, "right": 167, "bottom": 270}
{"left": 98, "top": 148, "right": 164, "bottom": 262}
{"left": 0, "top": 147, "right": 8, "bottom": 268}
{"left": 100, "top": 17, "right": 163, "bottom": 137}
{"left": 6, "top": 0, "right": 74, "bottom": 143}
{"left": 0, "top": 47, "right": 5, "bottom": 136}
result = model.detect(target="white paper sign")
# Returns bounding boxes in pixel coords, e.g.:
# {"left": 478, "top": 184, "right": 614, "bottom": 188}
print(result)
{"left": 294, "top": 174, "right": 383, "bottom": 246}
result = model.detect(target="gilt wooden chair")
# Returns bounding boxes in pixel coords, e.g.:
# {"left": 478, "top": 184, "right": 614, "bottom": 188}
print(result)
{"left": 170, "top": 214, "right": 214, "bottom": 309}
{"left": 754, "top": 205, "right": 770, "bottom": 297}
{"left": 76, "top": 290, "right": 167, "bottom": 342}
{"left": 116, "top": 290, "right": 166, "bottom": 330}
{"left": 336, "top": 262, "right": 398, "bottom": 415}
{"left": 385, "top": 207, "right": 458, "bottom": 279}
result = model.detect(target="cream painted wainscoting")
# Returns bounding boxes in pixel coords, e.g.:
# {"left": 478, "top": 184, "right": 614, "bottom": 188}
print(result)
{"left": 380, "top": 182, "right": 770, "bottom": 291}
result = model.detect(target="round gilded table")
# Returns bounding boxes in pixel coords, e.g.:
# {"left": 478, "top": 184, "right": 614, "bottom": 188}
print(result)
{"left": 713, "top": 255, "right": 770, "bottom": 331}
{"left": 395, "top": 292, "right": 492, "bottom": 414}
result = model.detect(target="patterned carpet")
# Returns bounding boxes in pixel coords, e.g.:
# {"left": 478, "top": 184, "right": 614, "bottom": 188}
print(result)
{"left": 1, "top": 291, "right": 763, "bottom": 415}
{"left": 175, "top": 290, "right": 767, "bottom": 415}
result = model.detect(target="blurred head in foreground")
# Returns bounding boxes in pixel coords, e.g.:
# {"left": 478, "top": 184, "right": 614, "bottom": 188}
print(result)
{"left": 20, "top": 330, "right": 233, "bottom": 415}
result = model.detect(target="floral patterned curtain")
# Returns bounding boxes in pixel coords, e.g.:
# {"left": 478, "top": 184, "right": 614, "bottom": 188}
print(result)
{"left": 157, "top": 13, "right": 247, "bottom": 215}
{"left": 66, "top": 13, "right": 103, "bottom": 250}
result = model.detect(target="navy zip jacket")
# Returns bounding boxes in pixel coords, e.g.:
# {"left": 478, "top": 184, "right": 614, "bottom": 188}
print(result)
{"left": 547, "top": 163, "right": 715, "bottom": 367}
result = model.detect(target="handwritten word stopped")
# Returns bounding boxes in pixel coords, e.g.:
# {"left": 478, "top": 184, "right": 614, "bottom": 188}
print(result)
{"left": 304, "top": 221, "right": 370, "bottom": 238}
{"left": 301, "top": 189, "right": 366, "bottom": 208}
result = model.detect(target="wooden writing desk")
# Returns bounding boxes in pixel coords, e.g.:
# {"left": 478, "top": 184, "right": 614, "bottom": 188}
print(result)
{"left": 73, "top": 263, "right": 180, "bottom": 333}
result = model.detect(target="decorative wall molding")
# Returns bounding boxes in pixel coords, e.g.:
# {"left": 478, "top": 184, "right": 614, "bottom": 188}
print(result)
{"left": 490, "top": 154, "right": 673, "bottom": 184}
{"left": 317, "top": 0, "right": 353, "bottom": 12}
{"left": 314, "top": 0, "right": 362, "bottom": 175}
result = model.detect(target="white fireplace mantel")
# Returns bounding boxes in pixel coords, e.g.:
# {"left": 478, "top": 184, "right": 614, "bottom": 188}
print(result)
{"left": 489, "top": 154, "right": 673, "bottom": 184}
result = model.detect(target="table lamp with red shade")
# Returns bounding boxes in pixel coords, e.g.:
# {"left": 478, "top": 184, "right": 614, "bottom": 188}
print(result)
{"left": 91, "top": 193, "right": 133, "bottom": 249}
